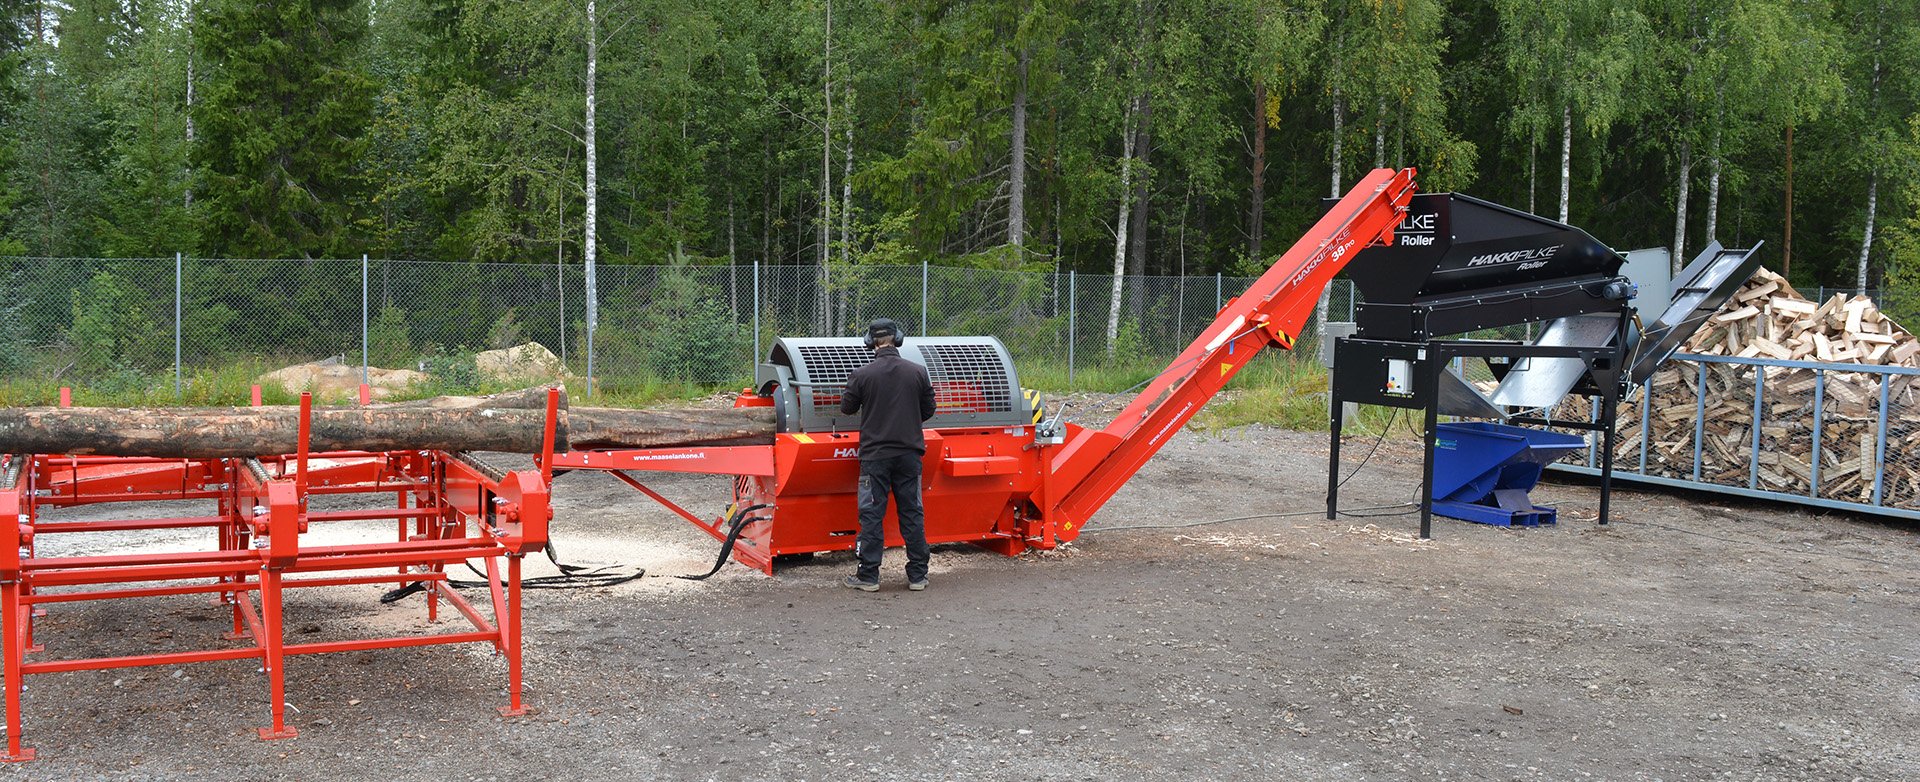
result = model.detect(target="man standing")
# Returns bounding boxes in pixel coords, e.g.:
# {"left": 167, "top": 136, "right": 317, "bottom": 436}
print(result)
{"left": 839, "top": 318, "right": 937, "bottom": 592}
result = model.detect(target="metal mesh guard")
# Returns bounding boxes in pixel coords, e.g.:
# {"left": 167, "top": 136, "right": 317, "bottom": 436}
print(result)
{"left": 792, "top": 342, "right": 1018, "bottom": 419}
{"left": 793, "top": 344, "right": 873, "bottom": 413}
{"left": 920, "top": 343, "right": 1014, "bottom": 414}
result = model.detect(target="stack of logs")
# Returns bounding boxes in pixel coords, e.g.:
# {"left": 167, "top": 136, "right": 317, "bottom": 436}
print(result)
{"left": 1563, "top": 267, "right": 1919, "bottom": 507}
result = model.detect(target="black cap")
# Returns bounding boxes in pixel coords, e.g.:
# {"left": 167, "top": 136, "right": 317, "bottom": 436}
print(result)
{"left": 864, "top": 318, "right": 905, "bottom": 348}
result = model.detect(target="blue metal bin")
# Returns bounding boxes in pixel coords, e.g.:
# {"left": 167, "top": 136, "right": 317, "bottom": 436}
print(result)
{"left": 1431, "top": 422, "right": 1587, "bottom": 527}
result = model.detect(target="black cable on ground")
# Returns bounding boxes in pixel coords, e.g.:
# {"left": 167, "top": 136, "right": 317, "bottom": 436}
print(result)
{"left": 677, "top": 505, "right": 771, "bottom": 580}
{"left": 379, "top": 541, "right": 648, "bottom": 604}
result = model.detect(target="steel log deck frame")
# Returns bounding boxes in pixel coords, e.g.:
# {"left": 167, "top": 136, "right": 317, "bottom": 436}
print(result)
{"left": 0, "top": 391, "right": 559, "bottom": 761}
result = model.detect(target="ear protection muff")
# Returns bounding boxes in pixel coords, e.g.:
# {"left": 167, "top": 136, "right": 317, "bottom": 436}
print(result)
{"left": 864, "top": 318, "right": 906, "bottom": 348}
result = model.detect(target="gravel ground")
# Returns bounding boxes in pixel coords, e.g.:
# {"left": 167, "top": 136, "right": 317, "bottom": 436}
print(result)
{"left": 4, "top": 411, "right": 1918, "bottom": 781}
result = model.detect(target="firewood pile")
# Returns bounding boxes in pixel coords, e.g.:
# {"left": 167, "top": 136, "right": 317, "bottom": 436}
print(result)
{"left": 1554, "top": 267, "right": 1920, "bottom": 508}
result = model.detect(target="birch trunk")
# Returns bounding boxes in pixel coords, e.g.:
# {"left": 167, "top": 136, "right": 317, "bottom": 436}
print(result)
{"left": 1858, "top": 169, "right": 1878, "bottom": 291}
{"left": 841, "top": 83, "right": 853, "bottom": 265}
{"left": 1373, "top": 98, "right": 1385, "bottom": 168}
{"left": 184, "top": 0, "right": 195, "bottom": 209}
{"left": 1008, "top": 45, "right": 1029, "bottom": 248}
{"left": 1783, "top": 124, "right": 1794, "bottom": 274}
{"left": 1858, "top": 53, "right": 1882, "bottom": 292}
{"left": 584, "top": 0, "right": 600, "bottom": 385}
{"left": 1328, "top": 54, "right": 1344, "bottom": 197}
{"left": 820, "top": 0, "right": 833, "bottom": 269}
{"left": 1704, "top": 86, "right": 1723, "bottom": 242}
{"left": 1558, "top": 102, "right": 1571, "bottom": 224}
{"left": 1527, "top": 136, "right": 1536, "bottom": 216}
{"left": 1671, "top": 139, "right": 1690, "bottom": 274}
{"left": 1319, "top": 74, "right": 1344, "bottom": 334}
{"left": 817, "top": 0, "right": 834, "bottom": 332}
{"left": 1106, "top": 101, "right": 1138, "bottom": 356}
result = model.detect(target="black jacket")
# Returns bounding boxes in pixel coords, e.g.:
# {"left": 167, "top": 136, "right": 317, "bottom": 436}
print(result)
{"left": 840, "top": 346, "right": 937, "bottom": 459}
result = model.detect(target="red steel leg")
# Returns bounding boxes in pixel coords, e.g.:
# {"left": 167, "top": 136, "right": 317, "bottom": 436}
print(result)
{"left": 498, "top": 555, "right": 528, "bottom": 717}
{"left": 256, "top": 569, "right": 297, "bottom": 740}
{"left": 225, "top": 567, "right": 250, "bottom": 641}
{"left": 2, "top": 578, "right": 34, "bottom": 761}
{"left": 483, "top": 556, "right": 506, "bottom": 651}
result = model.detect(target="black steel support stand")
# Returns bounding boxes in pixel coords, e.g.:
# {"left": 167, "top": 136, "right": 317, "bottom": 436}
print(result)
{"left": 1419, "top": 353, "right": 1441, "bottom": 539}
{"left": 1326, "top": 394, "right": 1344, "bottom": 522}
{"left": 1328, "top": 304, "right": 1633, "bottom": 536}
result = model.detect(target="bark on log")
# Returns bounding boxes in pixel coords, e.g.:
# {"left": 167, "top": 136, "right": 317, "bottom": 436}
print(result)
{"left": 0, "top": 406, "right": 561, "bottom": 457}
{"left": 568, "top": 407, "right": 775, "bottom": 450}
{"left": 0, "top": 400, "right": 775, "bottom": 458}
{"left": 379, "top": 386, "right": 567, "bottom": 410}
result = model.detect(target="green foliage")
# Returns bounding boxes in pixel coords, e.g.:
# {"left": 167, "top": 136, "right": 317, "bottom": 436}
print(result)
{"left": 419, "top": 347, "right": 484, "bottom": 393}
{"left": 94, "top": 1, "right": 197, "bottom": 256}
{"left": 0, "top": 0, "right": 1917, "bottom": 305}
{"left": 596, "top": 263, "right": 750, "bottom": 386}
{"left": 1191, "top": 353, "right": 1410, "bottom": 436}
{"left": 486, "top": 309, "right": 525, "bottom": 349}
{"left": 1880, "top": 118, "right": 1920, "bottom": 326}
{"left": 66, "top": 270, "right": 163, "bottom": 376}
{"left": 194, "top": 0, "right": 376, "bottom": 257}
{"left": 367, "top": 304, "right": 413, "bottom": 367}
{"left": 1101, "top": 318, "right": 1148, "bottom": 368}
{"left": 4, "top": 39, "right": 106, "bottom": 256}
{"left": 0, "top": 270, "right": 25, "bottom": 373}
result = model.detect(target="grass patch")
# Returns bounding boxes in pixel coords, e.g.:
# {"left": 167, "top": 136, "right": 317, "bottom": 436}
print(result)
{"left": 1190, "top": 354, "right": 1418, "bottom": 438}
{"left": 0, "top": 359, "right": 306, "bottom": 407}
{"left": 1017, "top": 358, "right": 1173, "bottom": 394}
{"left": 579, "top": 372, "right": 745, "bottom": 407}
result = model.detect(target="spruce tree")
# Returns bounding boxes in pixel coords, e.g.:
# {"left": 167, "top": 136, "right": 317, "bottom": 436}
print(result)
{"left": 193, "top": 0, "right": 375, "bottom": 257}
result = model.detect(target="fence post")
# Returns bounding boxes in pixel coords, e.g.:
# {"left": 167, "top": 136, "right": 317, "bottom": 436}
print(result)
{"left": 174, "top": 252, "right": 182, "bottom": 398}
{"left": 1873, "top": 374, "right": 1890, "bottom": 505}
{"left": 361, "top": 254, "right": 369, "bottom": 387}
{"left": 920, "top": 260, "right": 929, "bottom": 334}
{"left": 752, "top": 261, "right": 761, "bottom": 362}
{"left": 1067, "top": 271, "right": 1077, "bottom": 387}
{"left": 1215, "top": 272, "right": 1222, "bottom": 312}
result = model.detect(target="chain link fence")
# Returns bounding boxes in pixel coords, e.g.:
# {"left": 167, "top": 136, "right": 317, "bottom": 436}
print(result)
{"left": 0, "top": 257, "right": 1361, "bottom": 396}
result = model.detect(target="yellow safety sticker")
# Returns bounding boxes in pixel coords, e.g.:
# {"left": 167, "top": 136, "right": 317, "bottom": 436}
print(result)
{"left": 792, "top": 433, "right": 814, "bottom": 444}
{"left": 1220, "top": 362, "right": 1235, "bottom": 377}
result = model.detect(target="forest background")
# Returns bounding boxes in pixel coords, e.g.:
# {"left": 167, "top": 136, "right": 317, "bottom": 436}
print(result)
{"left": 2, "top": 0, "right": 1918, "bottom": 328}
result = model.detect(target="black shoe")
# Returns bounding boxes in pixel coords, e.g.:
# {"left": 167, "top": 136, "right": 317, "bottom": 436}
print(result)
{"left": 844, "top": 575, "right": 879, "bottom": 592}
{"left": 907, "top": 578, "right": 928, "bottom": 592}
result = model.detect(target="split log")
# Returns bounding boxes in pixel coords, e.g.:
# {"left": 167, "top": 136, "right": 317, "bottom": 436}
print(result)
{"left": 0, "top": 398, "right": 776, "bottom": 458}
{"left": 1544, "top": 266, "right": 1920, "bottom": 505}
